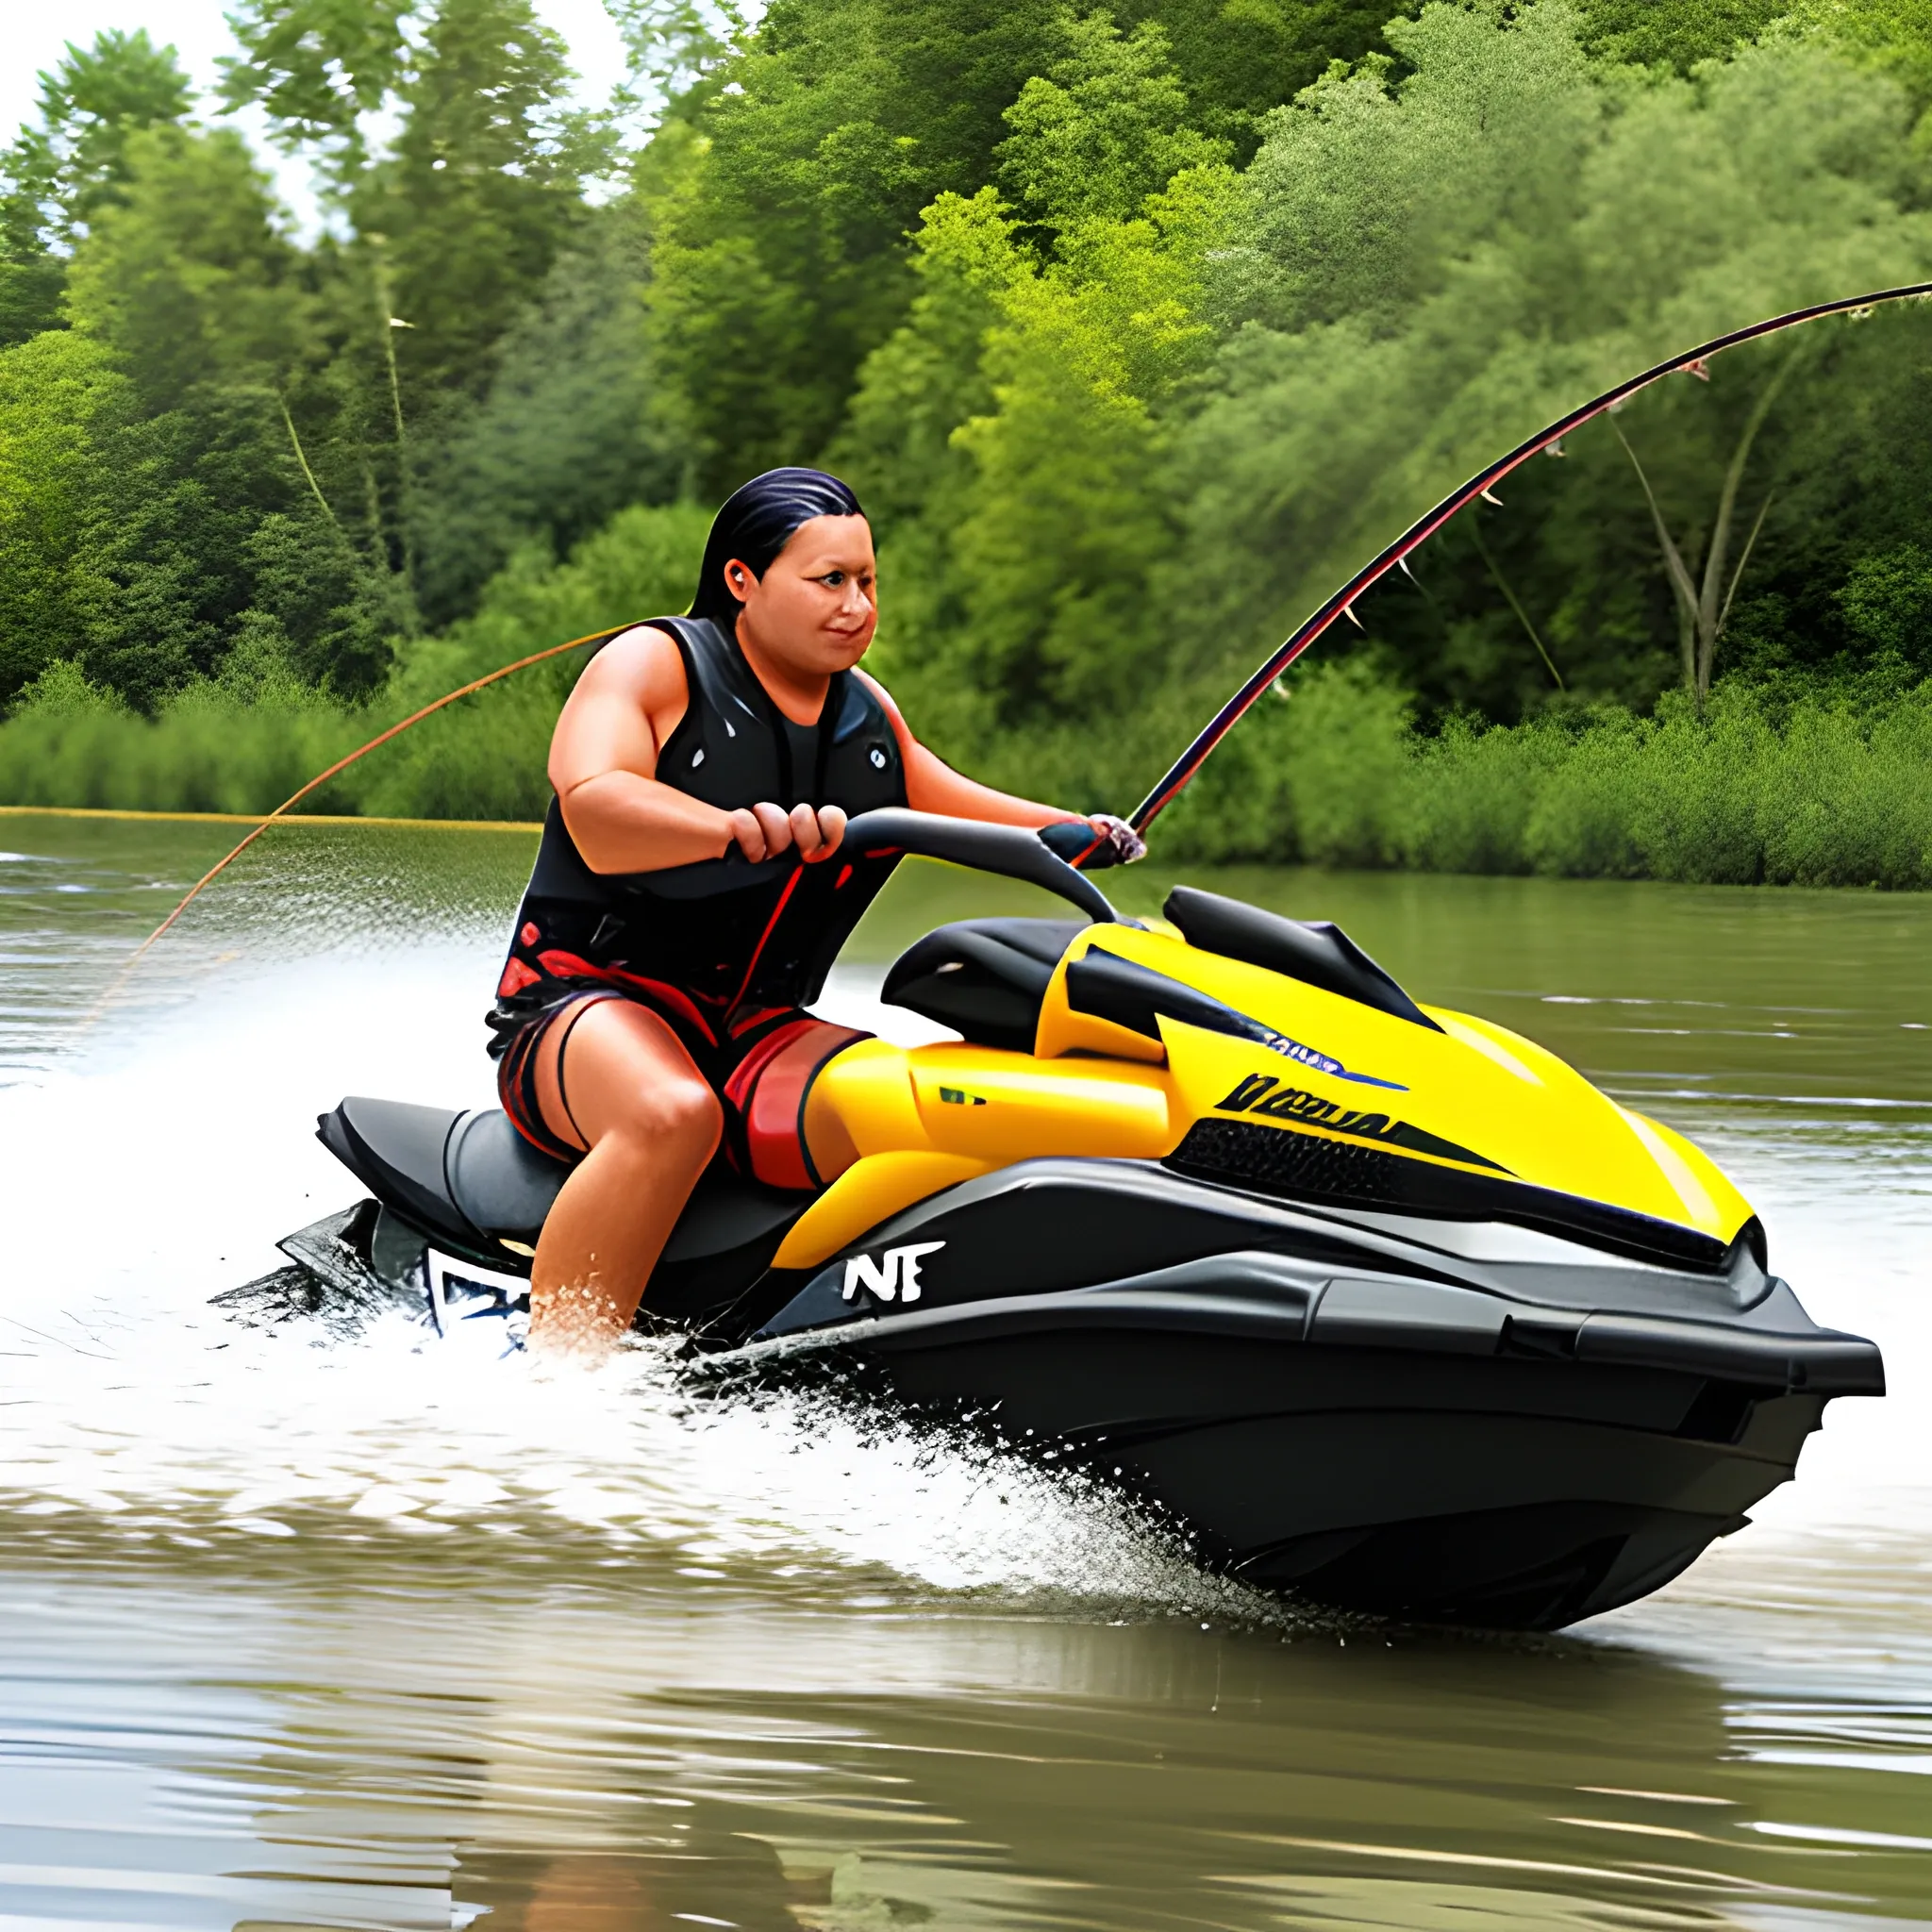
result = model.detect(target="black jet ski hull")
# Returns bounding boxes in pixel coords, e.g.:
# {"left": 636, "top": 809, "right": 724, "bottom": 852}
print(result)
{"left": 753, "top": 1315, "right": 1824, "bottom": 1626}
{"left": 704, "top": 1160, "right": 1871, "bottom": 1628}
{"left": 271, "top": 1106, "right": 1881, "bottom": 1630}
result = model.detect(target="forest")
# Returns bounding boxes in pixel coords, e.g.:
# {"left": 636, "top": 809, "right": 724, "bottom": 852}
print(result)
{"left": 5, "top": 0, "right": 1932, "bottom": 884}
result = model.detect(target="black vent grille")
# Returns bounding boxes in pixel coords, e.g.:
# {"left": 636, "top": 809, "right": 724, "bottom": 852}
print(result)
{"left": 1175, "top": 1118, "right": 1409, "bottom": 1200}
{"left": 1167, "top": 1118, "right": 1730, "bottom": 1274}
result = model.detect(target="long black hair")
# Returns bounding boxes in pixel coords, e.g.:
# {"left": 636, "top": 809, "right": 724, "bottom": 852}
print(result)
{"left": 689, "top": 467, "right": 866, "bottom": 623}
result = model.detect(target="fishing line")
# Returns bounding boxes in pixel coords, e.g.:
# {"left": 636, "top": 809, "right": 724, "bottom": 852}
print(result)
{"left": 94, "top": 277, "right": 1932, "bottom": 961}
{"left": 1118, "top": 277, "right": 1932, "bottom": 847}
{"left": 92, "top": 622, "right": 635, "bottom": 1018}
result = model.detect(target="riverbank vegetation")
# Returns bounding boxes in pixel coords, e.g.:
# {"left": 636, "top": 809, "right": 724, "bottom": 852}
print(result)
{"left": 5, "top": 0, "right": 1932, "bottom": 885}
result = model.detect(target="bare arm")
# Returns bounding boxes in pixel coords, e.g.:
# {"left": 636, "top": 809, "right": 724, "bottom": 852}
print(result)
{"left": 857, "top": 670, "right": 1109, "bottom": 831}
{"left": 553, "top": 627, "right": 842, "bottom": 874}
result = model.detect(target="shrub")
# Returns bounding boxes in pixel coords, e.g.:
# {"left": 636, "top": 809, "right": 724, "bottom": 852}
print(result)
{"left": 0, "top": 501, "right": 711, "bottom": 821}
{"left": 1400, "top": 711, "right": 1561, "bottom": 874}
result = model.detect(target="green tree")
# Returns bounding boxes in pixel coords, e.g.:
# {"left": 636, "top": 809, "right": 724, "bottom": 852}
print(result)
{"left": 53, "top": 127, "right": 390, "bottom": 706}
{"left": 603, "top": 0, "right": 749, "bottom": 111}
{"left": 646, "top": 0, "right": 1407, "bottom": 496}
{"left": 840, "top": 12, "right": 1237, "bottom": 801}
{"left": 218, "top": 0, "right": 614, "bottom": 642}
{"left": 67, "top": 393, "right": 306, "bottom": 709}
{"left": 409, "top": 203, "right": 676, "bottom": 625}
{"left": 646, "top": 0, "right": 1046, "bottom": 492}
{"left": 221, "top": 0, "right": 419, "bottom": 187}
{"left": 1215, "top": 0, "right": 1603, "bottom": 335}
{"left": 359, "top": 0, "right": 608, "bottom": 400}
{"left": 1786, "top": 0, "right": 1932, "bottom": 103}
{"left": 0, "top": 30, "right": 194, "bottom": 345}
{"left": 226, "top": 0, "right": 608, "bottom": 403}
{"left": 0, "top": 30, "right": 194, "bottom": 249}
{"left": 1578, "top": 0, "right": 1786, "bottom": 71}
{"left": 0, "top": 331, "right": 130, "bottom": 702}
{"left": 64, "top": 125, "right": 308, "bottom": 405}
{"left": 1833, "top": 542, "right": 1932, "bottom": 678}
{"left": 241, "top": 509, "right": 391, "bottom": 691}
{"left": 1114, "top": 0, "right": 1403, "bottom": 153}
{"left": 998, "top": 11, "right": 1226, "bottom": 224}
{"left": 1180, "top": 1, "right": 1932, "bottom": 717}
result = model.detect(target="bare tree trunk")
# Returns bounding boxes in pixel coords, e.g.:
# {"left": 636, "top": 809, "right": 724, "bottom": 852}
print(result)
{"left": 368, "top": 235, "right": 421, "bottom": 634}
{"left": 1614, "top": 415, "right": 1702, "bottom": 691}
{"left": 1612, "top": 354, "right": 1794, "bottom": 706}
{"left": 1690, "top": 358, "right": 1792, "bottom": 700}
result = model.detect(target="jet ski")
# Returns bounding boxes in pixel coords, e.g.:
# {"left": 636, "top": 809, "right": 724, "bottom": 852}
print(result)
{"left": 240, "top": 808, "right": 1886, "bottom": 1630}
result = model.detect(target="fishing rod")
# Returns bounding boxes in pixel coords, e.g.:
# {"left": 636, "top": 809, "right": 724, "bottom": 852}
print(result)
{"left": 1113, "top": 276, "right": 1932, "bottom": 851}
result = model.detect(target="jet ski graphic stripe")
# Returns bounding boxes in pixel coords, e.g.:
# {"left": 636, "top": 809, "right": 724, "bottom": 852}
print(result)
{"left": 1211, "top": 1073, "right": 1508, "bottom": 1173}
{"left": 1064, "top": 950, "right": 1407, "bottom": 1090}
{"left": 1170, "top": 1118, "right": 1732, "bottom": 1274}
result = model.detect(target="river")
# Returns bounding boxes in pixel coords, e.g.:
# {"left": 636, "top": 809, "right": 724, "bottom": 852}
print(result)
{"left": 0, "top": 808, "right": 1926, "bottom": 1930}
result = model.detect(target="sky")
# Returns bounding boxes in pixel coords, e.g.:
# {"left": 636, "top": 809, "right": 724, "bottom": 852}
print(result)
{"left": 1, "top": 0, "right": 634, "bottom": 231}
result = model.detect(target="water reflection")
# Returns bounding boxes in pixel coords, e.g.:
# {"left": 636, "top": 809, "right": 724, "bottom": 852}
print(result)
{"left": 0, "top": 812, "right": 1926, "bottom": 1928}
{"left": 6, "top": 1563, "right": 1925, "bottom": 1929}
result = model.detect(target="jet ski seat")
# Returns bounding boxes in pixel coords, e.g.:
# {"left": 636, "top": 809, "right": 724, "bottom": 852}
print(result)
{"left": 318, "top": 1096, "right": 810, "bottom": 1314}
{"left": 320, "top": 1096, "right": 587, "bottom": 1257}
{"left": 883, "top": 918, "right": 1085, "bottom": 1052}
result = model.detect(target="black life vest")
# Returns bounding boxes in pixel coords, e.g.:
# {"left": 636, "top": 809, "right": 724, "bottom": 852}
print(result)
{"left": 496, "top": 615, "right": 909, "bottom": 1023}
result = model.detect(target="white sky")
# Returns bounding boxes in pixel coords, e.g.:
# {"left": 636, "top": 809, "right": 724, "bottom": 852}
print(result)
{"left": 1, "top": 0, "right": 634, "bottom": 231}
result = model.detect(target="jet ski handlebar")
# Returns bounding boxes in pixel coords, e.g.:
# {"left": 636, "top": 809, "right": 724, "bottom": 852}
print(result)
{"left": 842, "top": 808, "right": 1118, "bottom": 924}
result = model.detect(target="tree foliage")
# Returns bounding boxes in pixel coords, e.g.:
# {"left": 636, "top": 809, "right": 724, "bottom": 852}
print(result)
{"left": 0, "top": 5, "right": 635, "bottom": 710}
{"left": 8, "top": 0, "right": 1932, "bottom": 865}
{"left": 0, "top": 29, "right": 195, "bottom": 345}
{"left": 1178, "top": 5, "right": 1932, "bottom": 726}
{"left": 358, "top": 0, "right": 611, "bottom": 399}
{"left": 221, "top": 0, "right": 419, "bottom": 180}
{"left": 64, "top": 127, "right": 308, "bottom": 404}
{"left": 0, "top": 332, "right": 131, "bottom": 696}
{"left": 1, "top": 29, "right": 194, "bottom": 252}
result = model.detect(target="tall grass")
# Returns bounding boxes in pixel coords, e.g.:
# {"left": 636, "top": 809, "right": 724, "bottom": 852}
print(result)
{"left": 1158, "top": 666, "right": 1932, "bottom": 888}
{"left": 0, "top": 661, "right": 364, "bottom": 814}
{"left": 5, "top": 502, "right": 1930, "bottom": 888}
{"left": 0, "top": 503, "right": 708, "bottom": 822}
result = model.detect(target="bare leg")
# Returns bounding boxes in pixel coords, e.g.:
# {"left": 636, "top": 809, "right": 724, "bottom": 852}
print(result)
{"left": 525, "top": 998, "right": 722, "bottom": 1357}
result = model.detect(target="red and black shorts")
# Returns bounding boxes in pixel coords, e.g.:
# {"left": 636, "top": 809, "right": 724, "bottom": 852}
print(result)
{"left": 486, "top": 981, "right": 868, "bottom": 1192}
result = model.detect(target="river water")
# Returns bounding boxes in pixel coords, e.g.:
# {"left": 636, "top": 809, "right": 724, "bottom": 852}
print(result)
{"left": 0, "top": 809, "right": 1926, "bottom": 1931}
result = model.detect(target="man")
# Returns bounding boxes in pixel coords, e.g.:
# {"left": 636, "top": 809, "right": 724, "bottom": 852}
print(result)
{"left": 489, "top": 469, "right": 1143, "bottom": 1354}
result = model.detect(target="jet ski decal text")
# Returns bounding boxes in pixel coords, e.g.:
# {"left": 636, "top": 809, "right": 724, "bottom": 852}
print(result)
{"left": 842, "top": 1241, "right": 946, "bottom": 1305}
{"left": 1255, "top": 1030, "right": 1406, "bottom": 1091}
{"left": 1213, "top": 1074, "right": 1508, "bottom": 1172}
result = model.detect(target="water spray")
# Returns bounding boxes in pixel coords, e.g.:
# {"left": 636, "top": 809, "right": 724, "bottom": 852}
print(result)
{"left": 95, "top": 623, "right": 636, "bottom": 1013}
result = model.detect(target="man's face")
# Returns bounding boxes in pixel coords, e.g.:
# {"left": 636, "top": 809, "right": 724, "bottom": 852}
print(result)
{"left": 727, "top": 514, "right": 878, "bottom": 675}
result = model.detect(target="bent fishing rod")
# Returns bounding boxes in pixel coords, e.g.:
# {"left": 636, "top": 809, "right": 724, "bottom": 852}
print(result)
{"left": 112, "top": 275, "right": 1932, "bottom": 970}
{"left": 1108, "top": 275, "right": 1932, "bottom": 854}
